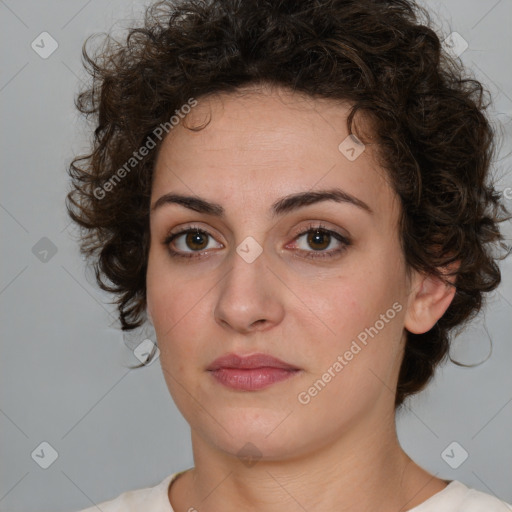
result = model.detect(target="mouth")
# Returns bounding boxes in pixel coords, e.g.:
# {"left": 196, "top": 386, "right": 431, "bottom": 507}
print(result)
{"left": 206, "top": 353, "right": 302, "bottom": 391}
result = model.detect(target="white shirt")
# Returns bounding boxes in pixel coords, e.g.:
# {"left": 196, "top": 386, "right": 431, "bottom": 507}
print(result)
{"left": 75, "top": 471, "right": 512, "bottom": 511}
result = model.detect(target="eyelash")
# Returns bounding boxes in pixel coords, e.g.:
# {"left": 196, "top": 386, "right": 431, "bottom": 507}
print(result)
{"left": 163, "top": 223, "right": 351, "bottom": 261}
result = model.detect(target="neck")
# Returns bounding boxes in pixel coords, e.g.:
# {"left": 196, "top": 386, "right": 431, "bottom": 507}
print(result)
{"left": 170, "top": 409, "right": 447, "bottom": 512}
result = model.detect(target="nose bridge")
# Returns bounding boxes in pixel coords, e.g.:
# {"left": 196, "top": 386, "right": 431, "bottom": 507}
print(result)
{"left": 214, "top": 240, "right": 283, "bottom": 332}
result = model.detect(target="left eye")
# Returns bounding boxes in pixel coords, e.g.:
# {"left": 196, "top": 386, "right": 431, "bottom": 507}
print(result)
{"left": 290, "top": 226, "right": 350, "bottom": 259}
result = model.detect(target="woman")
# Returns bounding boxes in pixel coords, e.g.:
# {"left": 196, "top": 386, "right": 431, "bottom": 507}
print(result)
{"left": 67, "top": 0, "right": 511, "bottom": 510}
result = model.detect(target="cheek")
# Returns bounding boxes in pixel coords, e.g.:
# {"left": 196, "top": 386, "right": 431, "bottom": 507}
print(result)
{"left": 146, "top": 255, "right": 193, "bottom": 360}
{"left": 146, "top": 254, "right": 220, "bottom": 374}
{"left": 304, "top": 267, "right": 405, "bottom": 374}
{"left": 147, "top": 248, "right": 195, "bottom": 328}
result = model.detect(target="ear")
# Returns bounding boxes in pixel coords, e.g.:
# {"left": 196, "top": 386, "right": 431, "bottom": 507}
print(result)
{"left": 404, "top": 260, "right": 460, "bottom": 335}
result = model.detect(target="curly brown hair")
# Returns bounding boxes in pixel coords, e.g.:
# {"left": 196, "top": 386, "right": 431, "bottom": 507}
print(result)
{"left": 66, "top": 0, "right": 511, "bottom": 407}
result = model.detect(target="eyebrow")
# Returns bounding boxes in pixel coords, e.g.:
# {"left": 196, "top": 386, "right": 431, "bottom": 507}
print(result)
{"left": 151, "top": 187, "right": 373, "bottom": 217}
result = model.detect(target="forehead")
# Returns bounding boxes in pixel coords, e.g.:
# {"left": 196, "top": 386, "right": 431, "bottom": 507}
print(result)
{"left": 152, "top": 86, "right": 398, "bottom": 223}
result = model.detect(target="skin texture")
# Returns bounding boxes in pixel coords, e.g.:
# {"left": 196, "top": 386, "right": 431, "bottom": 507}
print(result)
{"left": 146, "top": 84, "right": 458, "bottom": 512}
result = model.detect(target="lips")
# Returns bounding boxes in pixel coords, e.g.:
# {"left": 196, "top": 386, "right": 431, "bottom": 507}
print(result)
{"left": 206, "top": 353, "right": 300, "bottom": 371}
{"left": 207, "top": 353, "right": 301, "bottom": 391}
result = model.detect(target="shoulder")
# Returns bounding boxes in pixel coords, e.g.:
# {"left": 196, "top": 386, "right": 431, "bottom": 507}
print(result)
{"left": 415, "top": 480, "right": 512, "bottom": 512}
{"left": 458, "top": 485, "right": 512, "bottom": 512}
{"left": 74, "top": 487, "right": 152, "bottom": 512}
{"left": 72, "top": 473, "right": 179, "bottom": 512}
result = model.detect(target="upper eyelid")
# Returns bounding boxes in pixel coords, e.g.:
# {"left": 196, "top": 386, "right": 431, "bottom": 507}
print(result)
{"left": 166, "top": 224, "right": 220, "bottom": 240}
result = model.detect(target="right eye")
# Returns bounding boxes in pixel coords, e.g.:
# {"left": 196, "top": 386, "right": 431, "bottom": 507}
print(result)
{"left": 164, "top": 226, "right": 224, "bottom": 259}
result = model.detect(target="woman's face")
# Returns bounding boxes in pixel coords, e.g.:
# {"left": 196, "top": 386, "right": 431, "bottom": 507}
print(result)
{"left": 146, "top": 86, "right": 418, "bottom": 460}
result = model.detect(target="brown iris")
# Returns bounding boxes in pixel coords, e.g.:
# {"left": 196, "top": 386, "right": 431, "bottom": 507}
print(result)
{"left": 307, "top": 229, "right": 330, "bottom": 251}
{"left": 186, "top": 230, "right": 208, "bottom": 250}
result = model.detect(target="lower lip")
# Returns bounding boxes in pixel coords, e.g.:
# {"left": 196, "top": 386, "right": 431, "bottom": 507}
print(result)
{"left": 208, "top": 368, "right": 300, "bottom": 391}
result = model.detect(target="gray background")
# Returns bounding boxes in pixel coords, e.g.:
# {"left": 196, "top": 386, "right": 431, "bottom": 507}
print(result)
{"left": 1, "top": 0, "right": 511, "bottom": 510}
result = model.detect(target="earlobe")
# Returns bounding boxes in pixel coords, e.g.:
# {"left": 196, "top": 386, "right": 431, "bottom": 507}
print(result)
{"left": 404, "top": 261, "right": 459, "bottom": 335}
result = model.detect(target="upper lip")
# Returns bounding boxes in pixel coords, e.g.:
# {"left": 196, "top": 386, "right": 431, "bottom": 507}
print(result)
{"left": 207, "top": 353, "right": 300, "bottom": 371}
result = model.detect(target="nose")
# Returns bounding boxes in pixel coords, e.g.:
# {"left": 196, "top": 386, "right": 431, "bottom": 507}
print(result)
{"left": 213, "top": 246, "right": 285, "bottom": 334}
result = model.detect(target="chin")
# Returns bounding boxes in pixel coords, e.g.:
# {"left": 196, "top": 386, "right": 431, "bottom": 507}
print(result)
{"left": 195, "top": 407, "right": 316, "bottom": 462}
